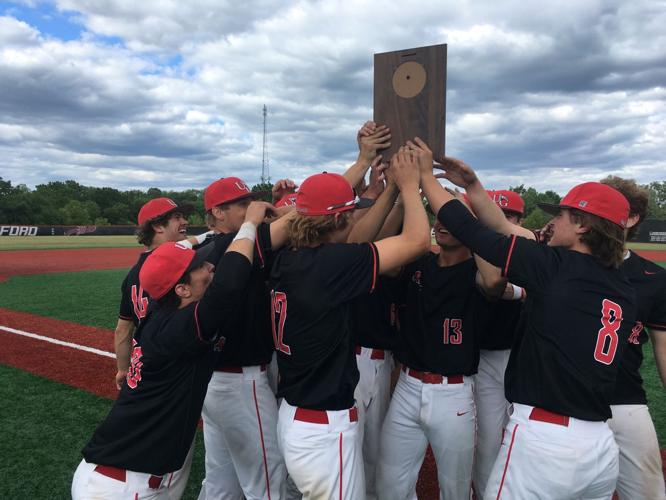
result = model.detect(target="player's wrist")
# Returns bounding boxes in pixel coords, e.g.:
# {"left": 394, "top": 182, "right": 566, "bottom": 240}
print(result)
{"left": 233, "top": 222, "right": 257, "bottom": 243}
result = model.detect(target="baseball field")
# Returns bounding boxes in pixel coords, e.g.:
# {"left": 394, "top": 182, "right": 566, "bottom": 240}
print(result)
{"left": 0, "top": 237, "right": 664, "bottom": 499}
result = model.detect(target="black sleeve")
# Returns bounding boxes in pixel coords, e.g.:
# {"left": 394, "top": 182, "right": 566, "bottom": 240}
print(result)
{"left": 118, "top": 273, "right": 132, "bottom": 321}
{"left": 647, "top": 275, "right": 666, "bottom": 331}
{"left": 203, "top": 232, "right": 235, "bottom": 265}
{"left": 437, "top": 200, "right": 561, "bottom": 291}
{"left": 194, "top": 250, "right": 253, "bottom": 343}
{"left": 320, "top": 242, "right": 380, "bottom": 306}
{"left": 254, "top": 222, "right": 274, "bottom": 274}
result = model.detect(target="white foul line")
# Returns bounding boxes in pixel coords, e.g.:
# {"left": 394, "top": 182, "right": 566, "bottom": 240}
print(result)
{"left": 0, "top": 325, "right": 116, "bottom": 359}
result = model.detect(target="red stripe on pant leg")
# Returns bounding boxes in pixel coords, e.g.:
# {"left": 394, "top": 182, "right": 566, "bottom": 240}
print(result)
{"left": 496, "top": 424, "right": 519, "bottom": 500}
{"left": 339, "top": 433, "right": 343, "bottom": 500}
{"left": 253, "top": 380, "right": 272, "bottom": 500}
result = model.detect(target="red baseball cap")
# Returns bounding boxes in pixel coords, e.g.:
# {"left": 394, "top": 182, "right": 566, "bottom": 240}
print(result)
{"left": 137, "top": 197, "right": 194, "bottom": 225}
{"left": 296, "top": 173, "right": 374, "bottom": 216}
{"left": 538, "top": 182, "right": 629, "bottom": 228}
{"left": 139, "top": 241, "right": 213, "bottom": 300}
{"left": 204, "top": 177, "right": 268, "bottom": 210}
{"left": 487, "top": 190, "right": 525, "bottom": 216}
{"left": 275, "top": 193, "right": 298, "bottom": 208}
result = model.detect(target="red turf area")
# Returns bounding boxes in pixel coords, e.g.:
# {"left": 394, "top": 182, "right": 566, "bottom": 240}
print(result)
{"left": 0, "top": 247, "right": 142, "bottom": 282}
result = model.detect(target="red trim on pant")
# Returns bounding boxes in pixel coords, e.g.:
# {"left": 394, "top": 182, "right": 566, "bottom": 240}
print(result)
{"left": 293, "top": 407, "right": 358, "bottom": 424}
{"left": 339, "top": 432, "right": 343, "bottom": 500}
{"left": 496, "top": 424, "right": 519, "bottom": 500}
{"left": 252, "top": 380, "right": 272, "bottom": 500}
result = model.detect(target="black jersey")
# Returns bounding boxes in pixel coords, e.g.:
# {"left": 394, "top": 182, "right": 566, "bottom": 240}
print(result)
{"left": 118, "top": 251, "right": 153, "bottom": 326}
{"left": 201, "top": 224, "right": 275, "bottom": 367}
{"left": 479, "top": 299, "right": 522, "bottom": 351}
{"left": 611, "top": 251, "right": 666, "bottom": 405}
{"left": 82, "top": 251, "right": 252, "bottom": 475}
{"left": 438, "top": 201, "right": 637, "bottom": 421}
{"left": 393, "top": 253, "right": 486, "bottom": 375}
{"left": 353, "top": 277, "right": 397, "bottom": 351}
{"left": 270, "top": 242, "right": 379, "bottom": 410}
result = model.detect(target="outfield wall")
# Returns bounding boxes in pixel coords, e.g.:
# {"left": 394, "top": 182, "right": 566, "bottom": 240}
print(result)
{"left": 0, "top": 224, "right": 209, "bottom": 237}
{"left": 2, "top": 220, "right": 666, "bottom": 242}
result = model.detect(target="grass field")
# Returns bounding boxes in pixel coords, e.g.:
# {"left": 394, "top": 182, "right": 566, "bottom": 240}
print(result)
{"left": 0, "top": 364, "right": 207, "bottom": 499}
{"left": 0, "top": 235, "right": 137, "bottom": 250}
{"left": 1, "top": 235, "right": 664, "bottom": 252}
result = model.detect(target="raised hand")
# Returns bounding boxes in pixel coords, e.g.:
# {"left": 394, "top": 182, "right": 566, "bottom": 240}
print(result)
{"left": 272, "top": 178, "right": 297, "bottom": 203}
{"left": 245, "top": 201, "right": 276, "bottom": 226}
{"left": 406, "top": 137, "right": 434, "bottom": 177}
{"left": 358, "top": 124, "right": 391, "bottom": 164}
{"left": 433, "top": 156, "right": 478, "bottom": 189}
{"left": 390, "top": 147, "right": 420, "bottom": 190}
{"left": 364, "top": 155, "right": 388, "bottom": 199}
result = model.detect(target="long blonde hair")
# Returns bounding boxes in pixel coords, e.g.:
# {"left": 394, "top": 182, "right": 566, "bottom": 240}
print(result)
{"left": 287, "top": 212, "right": 352, "bottom": 248}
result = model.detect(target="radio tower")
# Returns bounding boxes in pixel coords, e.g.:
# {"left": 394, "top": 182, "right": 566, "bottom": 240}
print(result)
{"left": 261, "top": 105, "right": 270, "bottom": 184}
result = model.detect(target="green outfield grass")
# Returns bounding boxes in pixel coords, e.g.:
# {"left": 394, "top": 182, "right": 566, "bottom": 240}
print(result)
{"left": 0, "top": 269, "right": 126, "bottom": 329}
{"left": 2, "top": 235, "right": 665, "bottom": 252}
{"left": 0, "top": 364, "right": 206, "bottom": 499}
{"left": 627, "top": 242, "right": 666, "bottom": 251}
{"left": 0, "top": 235, "right": 138, "bottom": 250}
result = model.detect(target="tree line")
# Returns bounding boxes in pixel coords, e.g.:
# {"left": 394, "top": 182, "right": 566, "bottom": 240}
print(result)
{"left": 1, "top": 177, "right": 664, "bottom": 230}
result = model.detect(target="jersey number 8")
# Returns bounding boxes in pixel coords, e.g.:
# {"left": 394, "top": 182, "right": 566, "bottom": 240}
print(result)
{"left": 594, "top": 299, "right": 623, "bottom": 365}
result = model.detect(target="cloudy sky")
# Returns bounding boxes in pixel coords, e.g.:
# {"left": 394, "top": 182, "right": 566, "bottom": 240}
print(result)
{"left": 1, "top": 0, "right": 664, "bottom": 194}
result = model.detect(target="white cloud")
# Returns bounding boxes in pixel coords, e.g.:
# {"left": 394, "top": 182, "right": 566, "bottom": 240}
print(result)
{"left": 0, "top": 0, "right": 664, "bottom": 195}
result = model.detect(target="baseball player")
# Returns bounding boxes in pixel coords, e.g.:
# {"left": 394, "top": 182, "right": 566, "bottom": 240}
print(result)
{"left": 473, "top": 189, "right": 526, "bottom": 498}
{"left": 599, "top": 176, "right": 666, "bottom": 500}
{"left": 116, "top": 197, "right": 194, "bottom": 389}
{"left": 375, "top": 164, "right": 505, "bottom": 498}
{"left": 426, "top": 154, "right": 637, "bottom": 499}
{"left": 270, "top": 148, "right": 430, "bottom": 500}
{"left": 198, "top": 176, "right": 293, "bottom": 500}
{"left": 72, "top": 201, "right": 274, "bottom": 499}
{"left": 345, "top": 162, "right": 403, "bottom": 500}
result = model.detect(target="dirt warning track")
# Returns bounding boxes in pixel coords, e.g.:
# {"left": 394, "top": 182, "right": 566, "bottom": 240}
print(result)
{"left": 0, "top": 247, "right": 142, "bottom": 282}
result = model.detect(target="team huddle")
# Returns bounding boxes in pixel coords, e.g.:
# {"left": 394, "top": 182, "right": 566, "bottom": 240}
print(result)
{"left": 71, "top": 122, "right": 666, "bottom": 500}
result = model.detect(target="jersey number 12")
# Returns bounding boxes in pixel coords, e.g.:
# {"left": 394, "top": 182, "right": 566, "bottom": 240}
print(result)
{"left": 594, "top": 299, "right": 623, "bottom": 365}
{"left": 271, "top": 291, "right": 291, "bottom": 355}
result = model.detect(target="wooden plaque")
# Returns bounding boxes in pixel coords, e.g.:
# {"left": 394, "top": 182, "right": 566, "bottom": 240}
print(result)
{"left": 374, "top": 44, "right": 447, "bottom": 160}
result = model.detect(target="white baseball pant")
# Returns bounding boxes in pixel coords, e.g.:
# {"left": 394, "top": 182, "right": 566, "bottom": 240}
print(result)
{"left": 198, "top": 366, "right": 285, "bottom": 500}
{"left": 277, "top": 400, "right": 364, "bottom": 500}
{"left": 376, "top": 368, "right": 476, "bottom": 500}
{"left": 608, "top": 404, "right": 666, "bottom": 500}
{"left": 72, "top": 459, "right": 174, "bottom": 499}
{"left": 484, "top": 403, "right": 619, "bottom": 500}
{"left": 354, "top": 346, "right": 394, "bottom": 500}
{"left": 473, "top": 349, "right": 511, "bottom": 498}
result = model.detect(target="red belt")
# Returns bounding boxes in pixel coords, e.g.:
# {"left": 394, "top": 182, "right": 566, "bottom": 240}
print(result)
{"left": 355, "top": 345, "right": 385, "bottom": 360}
{"left": 216, "top": 364, "right": 267, "bottom": 373}
{"left": 402, "top": 366, "right": 463, "bottom": 384}
{"left": 94, "top": 465, "right": 163, "bottom": 489}
{"left": 529, "top": 407, "right": 570, "bottom": 427}
{"left": 294, "top": 407, "right": 359, "bottom": 424}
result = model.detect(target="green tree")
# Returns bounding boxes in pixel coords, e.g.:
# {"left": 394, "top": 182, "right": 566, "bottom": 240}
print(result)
{"left": 58, "top": 200, "right": 92, "bottom": 225}
{"left": 251, "top": 182, "right": 273, "bottom": 202}
{"left": 647, "top": 181, "right": 666, "bottom": 219}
